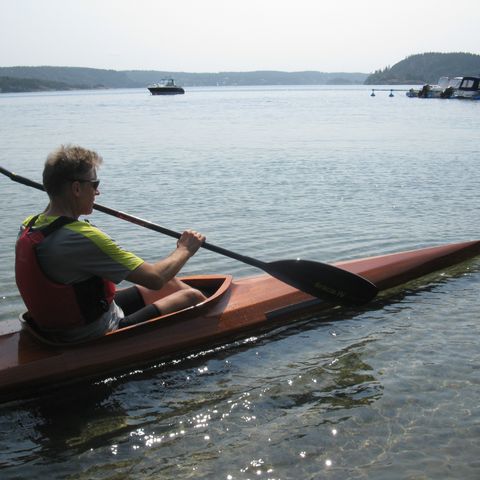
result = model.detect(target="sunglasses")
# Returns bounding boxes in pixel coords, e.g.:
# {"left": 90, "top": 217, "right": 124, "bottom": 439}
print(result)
{"left": 69, "top": 178, "right": 100, "bottom": 189}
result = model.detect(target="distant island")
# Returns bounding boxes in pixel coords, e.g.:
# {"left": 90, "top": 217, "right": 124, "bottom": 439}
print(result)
{"left": 0, "top": 67, "right": 367, "bottom": 93}
{"left": 0, "top": 75, "right": 85, "bottom": 93}
{"left": 365, "top": 52, "right": 480, "bottom": 85}
{"left": 1, "top": 52, "right": 479, "bottom": 93}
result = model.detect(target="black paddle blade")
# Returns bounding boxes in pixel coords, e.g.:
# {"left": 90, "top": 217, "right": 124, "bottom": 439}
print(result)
{"left": 264, "top": 259, "right": 378, "bottom": 306}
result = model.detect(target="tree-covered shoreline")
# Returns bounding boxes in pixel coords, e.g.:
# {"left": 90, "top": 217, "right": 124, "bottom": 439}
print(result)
{"left": 0, "top": 67, "right": 367, "bottom": 93}
{"left": 2, "top": 52, "right": 479, "bottom": 93}
{"left": 365, "top": 52, "right": 480, "bottom": 85}
{"left": 0, "top": 75, "right": 86, "bottom": 93}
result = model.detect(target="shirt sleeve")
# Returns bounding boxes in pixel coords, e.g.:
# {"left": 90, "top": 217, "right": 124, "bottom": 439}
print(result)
{"left": 38, "top": 220, "right": 145, "bottom": 285}
{"left": 67, "top": 221, "right": 144, "bottom": 283}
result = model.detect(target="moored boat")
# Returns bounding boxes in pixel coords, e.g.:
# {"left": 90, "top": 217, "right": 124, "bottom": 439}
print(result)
{"left": 452, "top": 76, "right": 480, "bottom": 99}
{"left": 406, "top": 76, "right": 461, "bottom": 98}
{"left": 147, "top": 79, "right": 185, "bottom": 95}
{"left": 406, "top": 76, "right": 480, "bottom": 99}
{"left": 0, "top": 240, "right": 479, "bottom": 401}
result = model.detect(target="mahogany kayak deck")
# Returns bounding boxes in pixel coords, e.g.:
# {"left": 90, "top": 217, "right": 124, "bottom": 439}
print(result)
{"left": 0, "top": 240, "right": 479, "bottom": 400}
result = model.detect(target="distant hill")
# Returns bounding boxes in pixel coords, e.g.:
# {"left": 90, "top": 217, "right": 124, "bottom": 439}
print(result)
{"left": 0, "top": 66, "right": 136, "bottom": 91}
{"left": 0, "top": 75, "right": 84, "bottom": 93}
{"left": 0, "top": 66, "right": 368, "bottom": 92}
{"left": 124, "top": 70, "right": 368, "bottom": 86}
{"left": 365, "top": 52, "right": 480, "bottom": 85}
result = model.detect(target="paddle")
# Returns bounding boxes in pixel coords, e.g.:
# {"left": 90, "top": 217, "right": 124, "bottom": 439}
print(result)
{"left": 1, "top": 166, "right": 378, "bottom": 306}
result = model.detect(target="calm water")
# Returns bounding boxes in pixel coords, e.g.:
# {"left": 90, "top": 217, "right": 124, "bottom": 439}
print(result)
{"left": 0, "top": 86, "right": 479, "bottom": 479}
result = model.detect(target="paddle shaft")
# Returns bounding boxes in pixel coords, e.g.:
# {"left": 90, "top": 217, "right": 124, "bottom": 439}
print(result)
{"left": 0, "top": 166, "right": 269, "bottom": 269}
{"left": 1, "top": 166, "right": 378, "bottom": 305}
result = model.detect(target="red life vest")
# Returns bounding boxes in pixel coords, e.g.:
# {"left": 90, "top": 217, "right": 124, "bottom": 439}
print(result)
{"left": 15, "top": 216, "right": 116, "bottom": 330}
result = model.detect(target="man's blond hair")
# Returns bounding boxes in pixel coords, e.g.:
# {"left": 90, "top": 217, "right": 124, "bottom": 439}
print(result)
{"left": 43, "top": 145, "right": 102, "bottom": 196}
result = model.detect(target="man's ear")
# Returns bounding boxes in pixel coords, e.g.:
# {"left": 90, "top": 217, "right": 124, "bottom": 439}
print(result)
{"left": 70, "top": 181, "right": 82, "bottom": 197}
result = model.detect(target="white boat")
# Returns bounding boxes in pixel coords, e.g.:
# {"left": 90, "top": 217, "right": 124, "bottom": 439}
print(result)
{"left": 452, "top": 76, "right": 480, "bottom": 99}
{"left": 406, "top": 76, "right": 480, "bottom": 100}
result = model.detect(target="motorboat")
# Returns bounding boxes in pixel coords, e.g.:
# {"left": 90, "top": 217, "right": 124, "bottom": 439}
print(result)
{"left": 147, "top": 79, "right": 185, "bottom": 95}
{"left": 407, "top": 76, "right": 480, "bottom": 99}
{"left": 452, "top": 76, "right": 480, "bottom": 99}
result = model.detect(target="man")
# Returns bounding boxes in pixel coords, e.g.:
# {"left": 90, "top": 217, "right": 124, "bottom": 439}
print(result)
{"left": 15, "top": 145, "right": 206, "bottom": 343}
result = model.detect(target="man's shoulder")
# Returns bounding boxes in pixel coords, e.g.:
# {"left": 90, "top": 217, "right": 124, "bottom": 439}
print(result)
{"left": 64, "top": 218, "right": 108, "bottom": 237}
{"left": 22, "top": 214, "right": 81, "bottom": 230}
{"left": 21, "top": 214, "right": 43, "bottom": 228}
{"left": 65, "top": 220, "right": 142, "bottom": 263}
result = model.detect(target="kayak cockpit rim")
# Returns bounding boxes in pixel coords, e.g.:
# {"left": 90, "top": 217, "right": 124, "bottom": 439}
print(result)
{"left": 112, "top": 274, "right": 232, "bottom": 333}
{"left": 19, "top": 274, "right": 233, "bottom": 347}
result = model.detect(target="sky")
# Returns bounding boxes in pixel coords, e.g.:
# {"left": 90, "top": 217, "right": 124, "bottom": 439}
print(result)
{"left": 1, "top": 0, "right": 479, "bottom": 74}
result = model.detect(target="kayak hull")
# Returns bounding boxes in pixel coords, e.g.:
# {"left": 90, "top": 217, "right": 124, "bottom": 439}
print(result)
{"left": 1, "top": 240, "right": 479, "bottom": 400}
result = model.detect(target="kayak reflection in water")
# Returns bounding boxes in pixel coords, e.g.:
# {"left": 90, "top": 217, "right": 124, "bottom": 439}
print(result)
{"left": 15, "top": 144, "right": 206, "bottom": 343}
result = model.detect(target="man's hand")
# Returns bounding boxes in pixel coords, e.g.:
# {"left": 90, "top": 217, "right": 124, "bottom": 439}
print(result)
{"left": 177, "top": 230, "right": 206, "bottom": 257}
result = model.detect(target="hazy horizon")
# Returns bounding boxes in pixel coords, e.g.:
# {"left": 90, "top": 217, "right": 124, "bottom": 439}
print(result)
{"left": 1, "top": 65, "right": 372, "bottom": 74}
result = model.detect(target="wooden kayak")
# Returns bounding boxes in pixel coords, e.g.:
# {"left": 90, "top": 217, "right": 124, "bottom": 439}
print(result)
{"left": 0, "top": 240, "right": 479, "bottom": 401}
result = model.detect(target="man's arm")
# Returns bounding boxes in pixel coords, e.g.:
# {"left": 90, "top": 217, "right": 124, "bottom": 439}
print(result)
{"left": 126, "top": 230, "right": 205, "bottom": 290}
